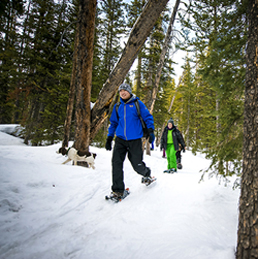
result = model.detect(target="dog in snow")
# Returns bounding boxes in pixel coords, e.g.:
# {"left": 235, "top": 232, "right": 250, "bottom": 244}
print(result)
{"left": 57, "top": 147, "right": 96, "bottom": 169}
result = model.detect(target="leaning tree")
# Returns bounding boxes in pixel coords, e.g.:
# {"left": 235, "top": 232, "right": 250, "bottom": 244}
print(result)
{"left": 62, "top": 0, "right": 171, "bottom": 154}
{"left": 89, "top": 0, "right": 170, "bottom": 143}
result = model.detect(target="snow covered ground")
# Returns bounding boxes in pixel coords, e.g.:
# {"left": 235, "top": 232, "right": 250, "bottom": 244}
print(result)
{"left": 0, "top": 125, "right": 240, "bottom": 259}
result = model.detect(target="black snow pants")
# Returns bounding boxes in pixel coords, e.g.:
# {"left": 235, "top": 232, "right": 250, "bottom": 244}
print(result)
{"left": 112, "top": 137, "right": 151, "bottom": 193}
{"left": 176, "top": 150, "right": 181, "bottom": 163}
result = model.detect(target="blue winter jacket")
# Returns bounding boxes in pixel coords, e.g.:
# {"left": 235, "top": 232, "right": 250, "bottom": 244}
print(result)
{"left": 108, "top": 94, "right": 154, "bottom": 141}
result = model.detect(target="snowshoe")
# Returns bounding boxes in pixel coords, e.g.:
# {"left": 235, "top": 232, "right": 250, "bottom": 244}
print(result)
{"left": 105, "top": 188, "right": 130, "bottom": 203}
{"left": 141, "top": 176, "right": 156, "bottom": 186}
{"left": 163, "top": 168, "right": 177, "bottom": 173}
{"left": 177, "top": 163, "right": 183, "bottom": 169}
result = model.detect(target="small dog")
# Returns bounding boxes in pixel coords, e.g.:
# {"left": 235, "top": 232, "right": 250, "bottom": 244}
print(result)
{"left": 57, "top": 147, "right": 97, "bottom": 169}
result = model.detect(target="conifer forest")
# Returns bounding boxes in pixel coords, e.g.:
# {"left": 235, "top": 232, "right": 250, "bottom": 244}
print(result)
{"left": 1, "top": 0, "right": 258, "bottom": 256}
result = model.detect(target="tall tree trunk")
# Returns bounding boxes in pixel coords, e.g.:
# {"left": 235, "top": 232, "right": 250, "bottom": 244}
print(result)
{"left": 157, "top": 76, "right": 183, "bottom": 146}
{"left": 186, "top": 97, "right": 190, "bottom": 148}
{"left": 149, "top": 0, "right": 180, "bottom": 114}
{"left": 73, "top": 0, "right": 97, "bottom": 153}
{"left": 145, "top": 34, "right": 154, "bottom": 156}
{"left": 14, "top": 0, "right": 32, "bottom": 123}
{"left": 135, "top": 53, "right": 142, "bottom": 96}
{"left": 62, "top": 29, "right": 79, "bottom": 148}
{"left": 236, "top": 1, "right": 258, "bottom": 258}
{"left": 90, "top": 0, "right": 170, "bottom": 143}
{"left": 145, "top": 65, "right": 153, "bottom": 156}
{"left": 216, "top": 97, "right": 219, "bottom": 143}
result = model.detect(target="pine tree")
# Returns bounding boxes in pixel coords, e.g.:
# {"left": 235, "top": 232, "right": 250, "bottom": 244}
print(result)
{"left": 191, "top": 59, "right": 217, "bottom": 154}
{"left": 179, "top": 0, "right": 247, "bottom": 178}
{"left": 173, "top": 56, "right": 195, "bottom": 147}
{"left": 19, "top": 0, "right": 75, "bottom": 145}
{"left": 0, "top": 0, "right": 24, "bottom": 123}
{"left": 154, "top": 76, "right": 176, "bottom": 144}
{"left": 98, "top": 0, "right": 127, "bottom": 82}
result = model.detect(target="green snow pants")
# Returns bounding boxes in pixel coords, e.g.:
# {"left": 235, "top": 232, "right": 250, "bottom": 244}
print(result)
{"left": 166, "top": 144, "right": 177, "bottom": 170}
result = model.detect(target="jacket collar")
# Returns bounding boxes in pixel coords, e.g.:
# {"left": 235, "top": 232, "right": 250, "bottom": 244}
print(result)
{"left": 120, "top": 94, "right": 137, "bottom": 104}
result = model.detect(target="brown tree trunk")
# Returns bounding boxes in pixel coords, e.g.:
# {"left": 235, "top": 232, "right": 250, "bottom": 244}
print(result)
{"left": 145, "top": 35, "right": 154, "bottom": 156}
{"left": 149, "top": 0, "right": 180, "bottom": 114}
{"left": 73, "top": 0, "right": 97, "bottom": 154}
{"left": 135, "top": 53, "right": 142, "bottom": 96}
{"left": 90, "top": 0, "right": 169, "bottom": 143}
{"left": 62, "top": 29, "right": 79, "bottom": 148}
{"left": 236, "top": 1, "right": 258, "bottom": 258}
{"left": 157, "top": 76, "right": 183, "bottom": 146}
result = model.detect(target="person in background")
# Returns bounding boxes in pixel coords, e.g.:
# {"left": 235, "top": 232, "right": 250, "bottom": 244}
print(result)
{"left": 105, "top": 83, "right": 155, "bottom": 198}
{"left": 160, "top": 118, "right": 185, "bottom": 173}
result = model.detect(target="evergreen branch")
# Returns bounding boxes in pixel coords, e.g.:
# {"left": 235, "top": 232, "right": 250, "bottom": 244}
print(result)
{"left": 217, "top": 112, "right": 244, "bottom": 147}
{"left": 55, "top": 20, "right": 78, "bottom": 52}
{"left": 47, "top": 20, "right": 78, "bottom": 59}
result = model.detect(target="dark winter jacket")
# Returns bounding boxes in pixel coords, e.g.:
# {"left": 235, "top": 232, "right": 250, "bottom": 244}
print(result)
{"left": 160, "top": 126, "right": 185, "bottom": 151}
{"left": 108, "top": 94, "right": 154, "bottom": 141}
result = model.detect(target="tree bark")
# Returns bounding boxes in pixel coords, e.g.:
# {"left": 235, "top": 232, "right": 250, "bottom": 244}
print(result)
{"left": 62, "top": 29, "right": 78, "bottom": 148}
{"left": 73, "top": 0, "right": 97, "bottom": 153}
{"left": 236, "top": 1, "right": 258, "bottom": 258}
{"left": 135, "top": 53, "right": 142, "bottom": 96}
{"left": 145, "top": 34, "right": 154, "bottom": 156}
{"left": 157, "top": 76, "right": 183, "bottom": 146}
{"left": 149, "top": 0, "right": 180, "bottom": 114}
{"left": 90, "top": 0, "right": 170, "bottom": 142}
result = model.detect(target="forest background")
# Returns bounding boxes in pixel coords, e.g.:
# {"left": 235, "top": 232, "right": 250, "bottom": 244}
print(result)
{"left": 0, "top": 0, "right": 247, "bottom": 181}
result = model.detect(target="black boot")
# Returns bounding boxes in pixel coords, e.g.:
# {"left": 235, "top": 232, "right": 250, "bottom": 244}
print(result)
{"left": 177, "top": 157, "right": 181, "bottom": 164}
{"left": 177, "top": 155, "right": 182, "bottom": 169}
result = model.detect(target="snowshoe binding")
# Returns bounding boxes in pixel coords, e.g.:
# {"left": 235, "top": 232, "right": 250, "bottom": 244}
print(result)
{"left": 141, "top": 176, "right": 156, "bottom": 186}
{"left": 105, "top": 188, "right": 130, "bottom": 203}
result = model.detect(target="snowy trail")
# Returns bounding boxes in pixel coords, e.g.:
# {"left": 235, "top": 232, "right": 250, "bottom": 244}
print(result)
{"left": 0, "top": 131, "right": 239, "bottom": 259}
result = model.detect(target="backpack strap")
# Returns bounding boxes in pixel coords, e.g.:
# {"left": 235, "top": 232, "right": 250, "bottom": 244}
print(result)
{"left": 116, "top": 99, "right": 142, "bottom": 123}
{"left": 115, "top": 101, "right": 121, "bottom": 119}
{"left": 134, "top": 99, "right": 148, "bottom": 133}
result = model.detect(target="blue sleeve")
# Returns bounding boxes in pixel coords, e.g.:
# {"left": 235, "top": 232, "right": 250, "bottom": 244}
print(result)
{"left": 107, "top": 104, "right": 119, "bottom": 137}
{"left": 138, "top": 100, "right": 154, "bottom": 130}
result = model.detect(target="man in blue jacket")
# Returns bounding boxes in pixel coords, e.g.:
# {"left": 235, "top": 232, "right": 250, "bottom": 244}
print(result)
{"left": 105, "top": 83, "right": 155, "bottom": 198}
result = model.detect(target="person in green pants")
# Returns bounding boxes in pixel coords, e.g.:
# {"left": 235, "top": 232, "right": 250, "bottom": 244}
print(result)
{"left": 160, "top": 118, "right": 186, "bottom": 173}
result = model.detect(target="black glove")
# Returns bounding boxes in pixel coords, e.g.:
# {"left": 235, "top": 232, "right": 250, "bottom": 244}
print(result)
{"left": 183, "top": 148, "right": 186, "bottom": 153}
{"left": 148, "top": 128, "right": 155, "bottom": 144}
{"left": 105, "top": 136, "right": 113, "bottom": 151}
